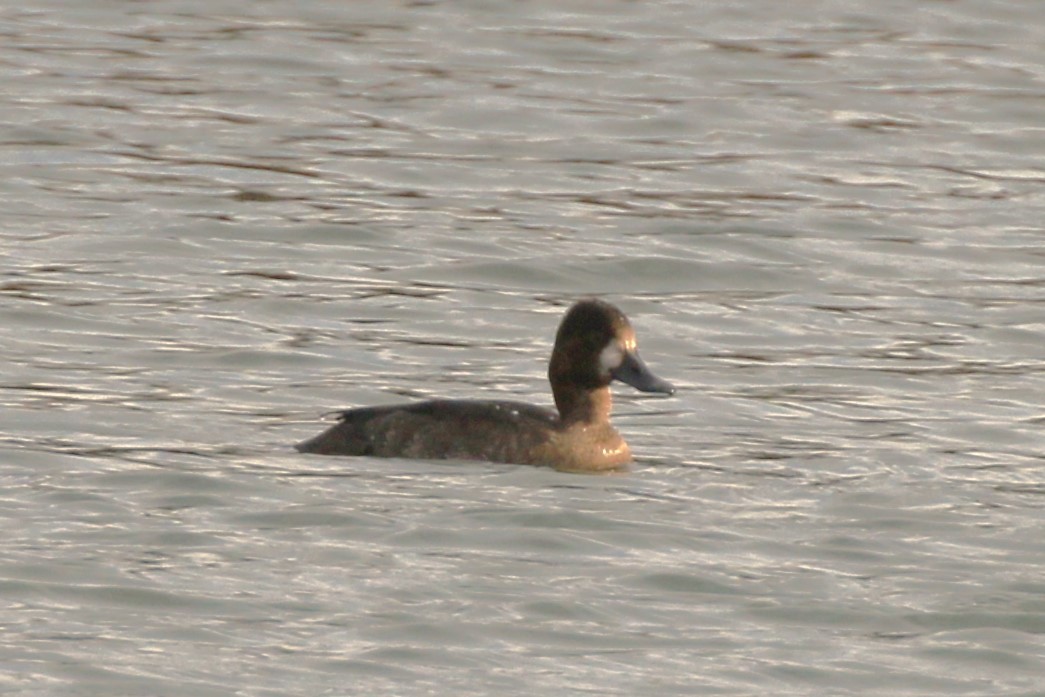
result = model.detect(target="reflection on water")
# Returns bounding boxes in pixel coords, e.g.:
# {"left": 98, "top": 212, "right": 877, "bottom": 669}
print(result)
{"left": 1, "top": 1, "right": 1043, "bottom": 695}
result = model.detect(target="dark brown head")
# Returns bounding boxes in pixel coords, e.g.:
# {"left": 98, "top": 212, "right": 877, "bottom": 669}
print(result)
{"left": 548, "top": 299, "right": 674, "bottom": 420}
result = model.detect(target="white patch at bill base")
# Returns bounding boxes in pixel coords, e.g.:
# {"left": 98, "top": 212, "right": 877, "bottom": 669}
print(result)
{"left": 598, "top": 342, "right": 624, "bottom": 376}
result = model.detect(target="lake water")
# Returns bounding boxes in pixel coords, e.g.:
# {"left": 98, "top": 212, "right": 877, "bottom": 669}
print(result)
{"left": 1, "top": 1, "right": 1043, "bottom": 694}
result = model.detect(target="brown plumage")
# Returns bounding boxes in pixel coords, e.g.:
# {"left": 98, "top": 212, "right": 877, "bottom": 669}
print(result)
{"left": 295, "top": 299, "right": 674, "bottom": 472}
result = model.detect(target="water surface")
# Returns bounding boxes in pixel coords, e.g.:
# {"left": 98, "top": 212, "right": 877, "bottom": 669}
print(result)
{"left": 1, "top": 1, "right": 1043, "bottom": 695}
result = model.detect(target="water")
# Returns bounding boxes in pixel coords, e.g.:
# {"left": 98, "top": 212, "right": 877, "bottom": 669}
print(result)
{"left": 2, "top": 0, "right": 1043, "bottom": 694}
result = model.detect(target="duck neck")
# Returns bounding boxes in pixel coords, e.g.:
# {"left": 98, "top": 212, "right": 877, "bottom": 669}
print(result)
{"left": 554, "top": 386, "right": 613, "bottom": 426}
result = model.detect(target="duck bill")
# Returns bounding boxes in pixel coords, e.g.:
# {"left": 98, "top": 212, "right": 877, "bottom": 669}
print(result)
{"left": 611, "top": 351, "right": 675, "bottom": 395}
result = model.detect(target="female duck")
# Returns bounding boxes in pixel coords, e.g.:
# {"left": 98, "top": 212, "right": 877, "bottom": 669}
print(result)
{"left": 295, "top": 299, "right": 674, "bottom": 472}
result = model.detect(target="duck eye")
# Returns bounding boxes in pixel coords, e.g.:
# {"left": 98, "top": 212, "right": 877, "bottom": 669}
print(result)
{"left": 598, "top": 341, "right": 625, "bottom": 375}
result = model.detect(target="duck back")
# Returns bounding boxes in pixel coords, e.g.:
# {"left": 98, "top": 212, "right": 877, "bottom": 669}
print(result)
{"left": 295, "top": 399, "right": 559, "bottom": 463}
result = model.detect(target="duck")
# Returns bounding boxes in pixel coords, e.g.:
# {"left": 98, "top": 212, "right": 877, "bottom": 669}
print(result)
{"left": 295, "top": 299, "right": 675, "bottom": 472}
